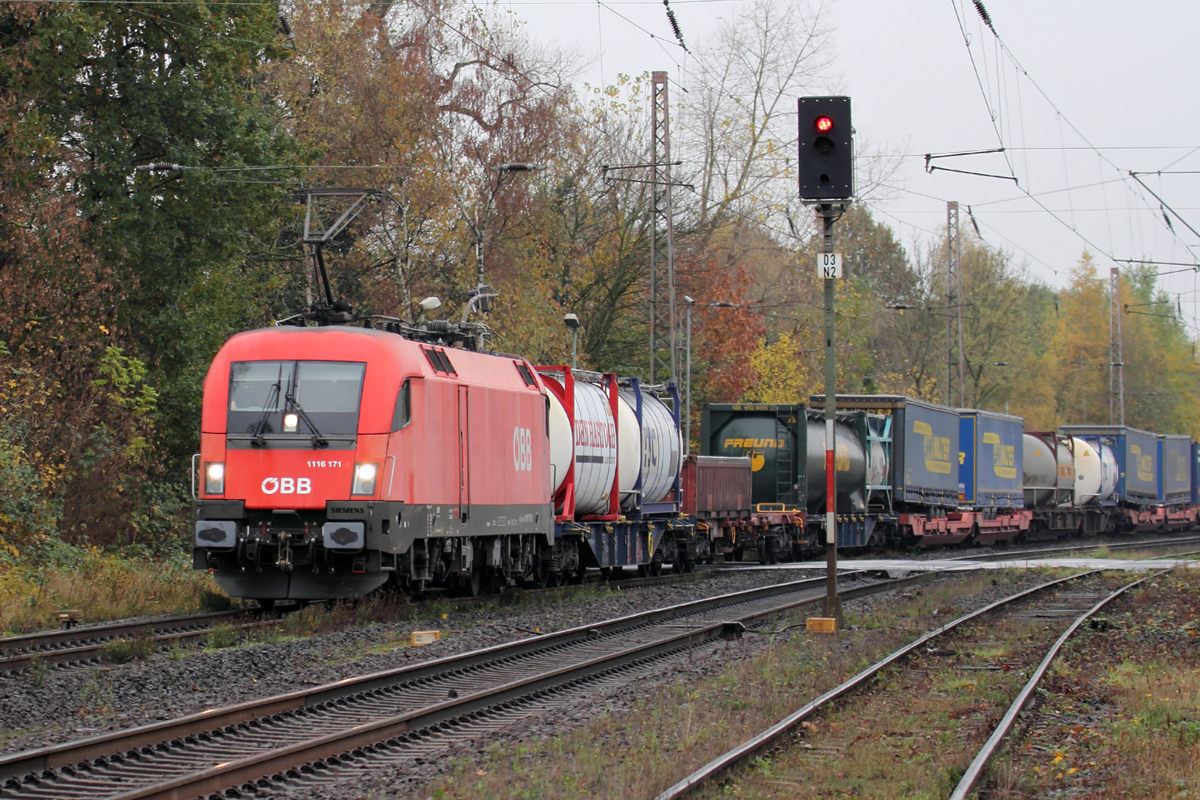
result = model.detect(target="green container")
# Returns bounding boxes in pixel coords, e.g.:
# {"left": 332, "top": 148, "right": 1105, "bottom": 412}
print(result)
{"left": 700, "top": 404, "right": 806, "bottom": 507}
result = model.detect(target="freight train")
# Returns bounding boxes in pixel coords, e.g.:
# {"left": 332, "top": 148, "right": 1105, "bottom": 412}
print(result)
{"left": 190, "top": 305, "right": 1199, "bottom": 603}
{"left": 702, "top": 396, "right": 1199, "bottom": 559}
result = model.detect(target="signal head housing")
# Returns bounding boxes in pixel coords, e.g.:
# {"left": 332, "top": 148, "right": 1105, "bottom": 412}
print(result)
{"left": 798, "top": 96, "right": 853, "bottom": 201}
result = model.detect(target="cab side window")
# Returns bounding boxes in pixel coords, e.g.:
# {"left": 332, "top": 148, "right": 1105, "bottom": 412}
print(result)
{"left": 392, "top": 379, "right": 412, "bottom": 431}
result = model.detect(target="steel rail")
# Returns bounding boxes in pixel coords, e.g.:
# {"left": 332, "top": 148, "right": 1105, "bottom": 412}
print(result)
{"left": 953, "top": 534, "right": 1200, "bottom": 563}
{"left": 948, "top": 565, "right": 1181, "bottom": 799}
{"left": 449, "top": 568, "right": 716, "bottom": 608}
{"left": 104, "top": 570, "right": 924, "bottom": 800}
{"left": 0, "top": 619, "right": 278, "bottom": 673}
{"left": 0, "top": 571, "right": 866, "bottom": 784}
{"left": 0, "top": 609, "right": 252, "bottom": 656}
{"left": 653, "top": 569, "right": 1105, "bottom": 800}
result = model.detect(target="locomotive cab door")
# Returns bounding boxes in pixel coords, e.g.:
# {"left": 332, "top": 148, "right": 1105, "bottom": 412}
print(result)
{"left": 458, "top": 385, "right": 470, "bottom": 520}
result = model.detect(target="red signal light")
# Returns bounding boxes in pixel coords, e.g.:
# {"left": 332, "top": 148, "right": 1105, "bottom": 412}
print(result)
{"left": 815, "top": 116, "right": 834, "bottom": 133}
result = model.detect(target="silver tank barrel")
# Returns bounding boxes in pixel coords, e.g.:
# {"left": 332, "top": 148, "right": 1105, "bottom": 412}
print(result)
{"left": 805, "top": 418, "right": 867, "bottom": 513}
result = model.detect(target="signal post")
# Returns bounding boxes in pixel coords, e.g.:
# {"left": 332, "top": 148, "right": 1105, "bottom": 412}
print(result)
{"left": 798, "top": 96, "right": 853, "bottom": 627}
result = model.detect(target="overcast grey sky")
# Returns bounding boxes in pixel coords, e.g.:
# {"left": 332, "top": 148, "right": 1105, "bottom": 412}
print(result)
{"left": 505, "top": 0, "right": 1200, "bottom": 330}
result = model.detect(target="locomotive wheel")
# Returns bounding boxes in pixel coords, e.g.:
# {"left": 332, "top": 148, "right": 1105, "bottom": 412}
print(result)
{"left": 466, "top": 564, "right": 483, "bottom": 597}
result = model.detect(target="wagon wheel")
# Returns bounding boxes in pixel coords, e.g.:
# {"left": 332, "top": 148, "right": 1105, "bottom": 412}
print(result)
{"left": 536, "top": 555, "right": 560, "bottom": 589}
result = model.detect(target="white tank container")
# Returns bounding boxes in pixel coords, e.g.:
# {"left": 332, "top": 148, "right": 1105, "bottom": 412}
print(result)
{"left": 616, "top": 396, "right": 641, "bottom": 508}
{"left": 1072, "top": 436, "right": 1102, "bottom": 505}
{"left": 1023, "top": 433, "right": 1060, "bottom": 508}
{"left": 569, "top": 380, "right": 617, "bottom": 515}
{"left": 622, "top": 390, "right": 681, "bottom": 506}
{"left": 1098, "top": 443, "right": 1119, "bottom": 504}
{"left": 546, "top": 389, "right": 572, "bottom": 494}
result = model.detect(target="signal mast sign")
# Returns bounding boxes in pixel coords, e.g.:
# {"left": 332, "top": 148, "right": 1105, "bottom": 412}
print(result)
{"left": 818, "top": 252, "right": 842, "bottom": 279}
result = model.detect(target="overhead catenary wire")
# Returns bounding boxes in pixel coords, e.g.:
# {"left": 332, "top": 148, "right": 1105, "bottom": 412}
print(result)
{"left": 950, "top": 0, "right": 1199, "bottom": 270}
{"left": 945, "top": 0, "right": 1200, "bottom": 335}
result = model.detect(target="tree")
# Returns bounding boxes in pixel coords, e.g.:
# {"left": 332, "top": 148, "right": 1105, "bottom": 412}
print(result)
{"left": 1, "top": 0, "right": 306, "bottom": 465}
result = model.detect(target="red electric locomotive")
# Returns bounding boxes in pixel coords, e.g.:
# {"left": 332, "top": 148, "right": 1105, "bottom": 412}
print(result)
{"left": 193, "top": 323, "right": 556, "bottom": 602}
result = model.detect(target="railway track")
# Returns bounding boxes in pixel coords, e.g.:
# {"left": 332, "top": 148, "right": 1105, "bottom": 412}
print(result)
{"left": 654, "top": 564, "right": 1183, "bottom": 799}
{"left": 0, "top": 609, "right": 265, "bottom": 674}
{"left": 440, "top": 566, "right": 717, "bottom": 609}
{"left": 0, "top": 568, "right": 719, "bottom": 675}
{"left": 706, "top": 533, "right": 1200, "bottom": 571}
{"left": 955, "top": 533, "right": 1200, "bottom": 562}
{"left": 0, "top": 569, "right": 922, "bottom": 799}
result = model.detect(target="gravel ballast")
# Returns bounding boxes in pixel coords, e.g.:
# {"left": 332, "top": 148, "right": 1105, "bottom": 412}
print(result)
{"left": 0, "top": 569, "right": 820, "bottom": 755}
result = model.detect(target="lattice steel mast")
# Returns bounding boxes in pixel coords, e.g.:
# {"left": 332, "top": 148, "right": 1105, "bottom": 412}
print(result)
{"left": 649, "top": 71, "right": 677, "bottom": 384}
{"left": 1110, "top": 267, "right": 1126, "bottom": 425}
{"left": 946, "top": 201, "right": 965, "bottom": 407}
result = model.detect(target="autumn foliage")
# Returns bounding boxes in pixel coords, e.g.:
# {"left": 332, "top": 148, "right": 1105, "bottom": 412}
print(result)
{"left": 0, "top": 0, "right": 1196, "bottom": 563}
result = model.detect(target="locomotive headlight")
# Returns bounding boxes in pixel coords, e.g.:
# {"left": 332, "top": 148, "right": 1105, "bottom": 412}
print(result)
{"left": 352, "top": 462, "right": 378, "bottom": 496}
{"left": 283, "top": 412, "right": 299, "bottom": 432}
{"left": 205, "top": 462, "right": 225, "bottom": 495}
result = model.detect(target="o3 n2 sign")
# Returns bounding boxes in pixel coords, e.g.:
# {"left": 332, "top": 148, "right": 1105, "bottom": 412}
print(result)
{"left": 817, "top": 252, "right": 842, "bottom": 279}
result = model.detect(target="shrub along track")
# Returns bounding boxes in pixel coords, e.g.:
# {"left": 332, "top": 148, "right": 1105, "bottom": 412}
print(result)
{"left": 0, "top": 570, "right": 925, "bottom": 799}
{"left": 661, "top": 567, "right": 1185, "bottom": 799}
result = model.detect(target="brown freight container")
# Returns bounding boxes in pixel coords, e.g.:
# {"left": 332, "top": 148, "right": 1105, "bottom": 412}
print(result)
{"left": 681, "top": 455, "right": 753, "bottom": 518}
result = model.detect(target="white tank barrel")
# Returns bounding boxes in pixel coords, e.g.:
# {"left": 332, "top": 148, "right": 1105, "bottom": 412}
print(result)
{"left": 616, "top": 395, "right": 640, "bottom": 507}
{"left": 568, "top": 380, "right": 617, "bottom": 515}
{"left": 546, "top": 389, "right": 572, "bottom": 494}
{"left": 1072, "top": 436, "right": 1101, "bottom": 505}
{"left": 1099, "top": 443, "right": 1119, "bottom": 504}
{"left": 621, "top": 390, "right": 681, "bottom": 507}
{"left": 1023, "top": 433, "right": 1059, "bottom": 508}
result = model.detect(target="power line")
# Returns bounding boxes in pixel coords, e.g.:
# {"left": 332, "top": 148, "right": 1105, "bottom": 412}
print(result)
{"left": 950, "top": 0, "right": 1199, "bottom": 268}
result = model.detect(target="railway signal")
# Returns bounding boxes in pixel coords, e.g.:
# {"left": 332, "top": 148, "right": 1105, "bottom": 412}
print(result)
{"left": 797, "top": 96, "right": 853, "bottom": 201}
{"left": 799, "top": 95, "right": 855, "bottom": 628}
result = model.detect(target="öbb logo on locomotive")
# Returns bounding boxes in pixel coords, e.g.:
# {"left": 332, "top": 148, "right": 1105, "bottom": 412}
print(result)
{"left": 261, "top": 477, "right": 313, "bottom": 495}
{"left": 512, "top": 426, "right": 533, "bottom": 472}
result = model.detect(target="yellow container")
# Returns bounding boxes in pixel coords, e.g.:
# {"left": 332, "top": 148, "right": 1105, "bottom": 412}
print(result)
{"left": 806, "top": 617, "right": 837, "bottom": 633}
{"left": 410, "top": 630, "right": 441, "bottom": 646}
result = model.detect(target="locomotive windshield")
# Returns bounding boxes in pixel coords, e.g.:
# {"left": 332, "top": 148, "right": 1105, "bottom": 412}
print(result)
{"left": 228, "top": 361, "right": 366, "bottom": 438}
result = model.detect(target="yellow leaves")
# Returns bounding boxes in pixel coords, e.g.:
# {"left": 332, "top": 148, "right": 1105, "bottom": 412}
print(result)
{"left": 745, "top": 331, "right": 811, "bottom": 404}
{"left": 1052, "top": 751, "right": 1065, "bottom": 764}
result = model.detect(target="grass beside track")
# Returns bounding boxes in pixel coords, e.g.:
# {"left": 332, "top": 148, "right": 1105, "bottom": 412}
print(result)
{"left": 412, "top": 571, "right": 1044, "bottom": 800}
{"left": 0, "top": 549, "right": 231, "bottom": 634}
{"left": 986, "top": 568, "right": 1200, "bottom": 798}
